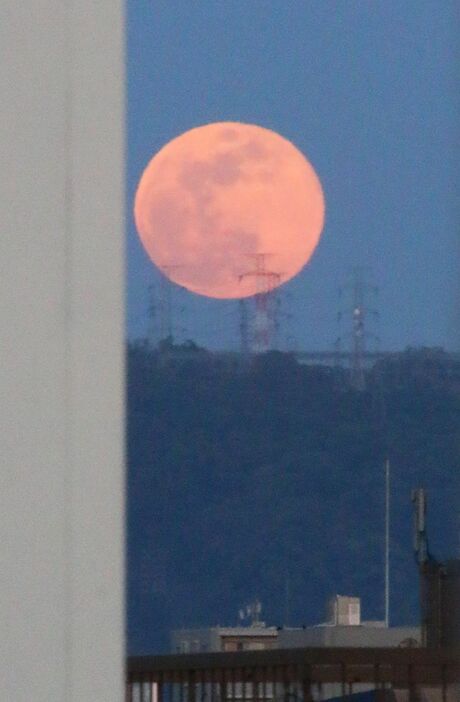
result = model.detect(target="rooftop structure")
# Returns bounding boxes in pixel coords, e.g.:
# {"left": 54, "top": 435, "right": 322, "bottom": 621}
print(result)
{"left": 171, "top": 597, "right": 421, "bottom": 700}
{"left": 278, "top": 595, "right": 420, "bottom": 650}
{"left": 172, "top": 600, "right": 278, "bottom": 654}
{"left": 172, "top": 625, "right": 279, "bottom": 655}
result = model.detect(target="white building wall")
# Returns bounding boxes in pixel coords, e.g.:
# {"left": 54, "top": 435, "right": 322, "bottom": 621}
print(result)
{"left": 0, "top": 3, "right": 125, "bottom": 701}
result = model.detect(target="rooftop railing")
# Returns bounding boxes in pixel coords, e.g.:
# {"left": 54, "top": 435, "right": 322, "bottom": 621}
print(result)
{"left": 127, "top": 646, "right": 460, "bottom": 701}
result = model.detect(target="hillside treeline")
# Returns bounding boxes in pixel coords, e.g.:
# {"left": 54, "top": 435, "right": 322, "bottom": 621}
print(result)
{"left": 127, "top": 343, "right": 460, "bottom": 653}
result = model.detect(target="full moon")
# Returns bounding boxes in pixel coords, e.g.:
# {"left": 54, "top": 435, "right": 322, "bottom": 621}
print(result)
{"left": 134, "top": 122, "right": 325, "bottom": 299}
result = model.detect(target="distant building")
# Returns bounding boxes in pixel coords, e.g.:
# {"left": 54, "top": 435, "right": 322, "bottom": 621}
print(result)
{"left": 172, "top": 596, "right": 419, "bottom": 654}
{"left": 173, "top": 600, "right": 279, "bottom": 654}
{"left": 419, "top": 557, "right": 460, "bottom": 647}
{"left": 278, "top": 596, "right": 419, "bottom": 701}
{"left": 172, "top": 597, "right": 420, "bottom": 701}
{"left": 278, "top": 621, "right": 419, "bottom": 649}
{"left": 279, "top": 595, "right": 419, "bottom": 650}
{"left": 172, "top": 602, "right": 278, "bottom": 702}
{"left": 172, "top": 624, "right": 278, "bottom": 654}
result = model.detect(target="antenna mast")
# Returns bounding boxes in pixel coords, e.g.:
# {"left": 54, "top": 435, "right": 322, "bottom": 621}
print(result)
{"left": 384, "top": 458, "right": 390, "bottom": 627}
{"left": 284, "top": 574, "right": 291, "bottom": 628}
{"left": 412, "top": 487, "right": 429, "bottom": 565}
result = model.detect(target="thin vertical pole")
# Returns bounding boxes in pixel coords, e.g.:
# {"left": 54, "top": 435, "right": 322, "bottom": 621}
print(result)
{"left": 384, "top": 458, "right": 390, "bottom": 628}
{"left": 284, "top": 573, "right": 290, "bottom": 628}
{"left": 239, "top": 299, "right": 250, "bottom": 358}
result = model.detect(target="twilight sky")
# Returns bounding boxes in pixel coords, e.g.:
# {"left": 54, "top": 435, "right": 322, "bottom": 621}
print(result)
{"left": 127, "top": 1, "right": 459, "bottom": 352}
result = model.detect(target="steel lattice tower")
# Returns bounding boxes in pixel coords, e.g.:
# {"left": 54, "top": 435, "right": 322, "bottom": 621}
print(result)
{"left": 337, "top": 267, "right": 379, "bottom": 390}
{"left": 148, "top": 265, "right": 184, "bottom": 347}
{"left": 239, "top": 253, "right": 281, "bottom": 354}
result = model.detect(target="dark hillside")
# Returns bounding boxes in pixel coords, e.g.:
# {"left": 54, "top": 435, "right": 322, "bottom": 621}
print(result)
{"left": 127, "top": 343, "right": 460, "bottom": 653}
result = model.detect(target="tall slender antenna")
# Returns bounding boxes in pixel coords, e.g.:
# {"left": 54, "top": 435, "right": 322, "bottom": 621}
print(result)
{"left": 384, "top": 458, "right": 390, "bottom": 627}
{"left": 284, "top": 574, "right": 291, "bottom": 628}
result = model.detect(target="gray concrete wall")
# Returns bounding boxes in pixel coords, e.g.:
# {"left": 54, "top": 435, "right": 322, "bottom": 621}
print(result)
{"left": 0, "top": 3, "right": 125, "bottom": 700}
{"left": 278, "top": 625, "right": 420, "bottom": 648}
{"left": 171, "top": 628, "right": 217, "bottom": 653}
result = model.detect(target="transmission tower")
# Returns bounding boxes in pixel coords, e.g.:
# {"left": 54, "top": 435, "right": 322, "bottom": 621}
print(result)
{"left": 148, "top": 265, "right": 183, "bottom": 347}
{"left": 337, "top": 267, "right": 379, "bottom": 390}
{"left": 239, "top": 253, "right": 281, "bottom": 354}
{"left": 158, "top": 270, "right": 173, "bottom": 342}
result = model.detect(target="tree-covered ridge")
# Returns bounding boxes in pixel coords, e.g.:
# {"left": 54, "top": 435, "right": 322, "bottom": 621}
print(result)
{"left": 127, "top": 343, "right": 460, "bottom": 653}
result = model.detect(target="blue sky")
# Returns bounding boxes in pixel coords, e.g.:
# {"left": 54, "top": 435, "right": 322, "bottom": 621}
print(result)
{"left": 127, "top": 1, "right": 459, "bottom": 351}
